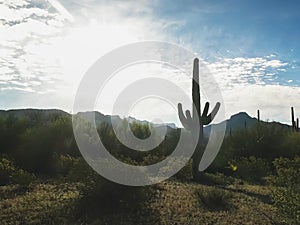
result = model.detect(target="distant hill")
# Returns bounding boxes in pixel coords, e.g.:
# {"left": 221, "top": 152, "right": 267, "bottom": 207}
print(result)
{"left": 0, "top": 109, "right": 293, "bottom": 136}
{"left": 225, "top": 112, "right": 257, "bottom": 130}
{"left": 204, "top": 112, "right": 291, "bottom": 137}
{"left": 0, "top": 109, "right": 68, "bottom": 126}
{"left": 0, "top": 108, "right": 67, "bottom": 118}
{"left": 76, "top": 111, "right": 122, "bottom": 126}
{"left": 75, "top": 111, "right": 176, "bottom": 138}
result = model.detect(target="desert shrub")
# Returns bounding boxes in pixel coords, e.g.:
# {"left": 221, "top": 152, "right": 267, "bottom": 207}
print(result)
{"left": 51, "top": 153, "right": 79, "bottom": 175}
{"left": 202, "top": 172, "right": 236, "bottom": 186}
{"left": 221, "top": 123, "right": 288, "bottom": 162}
{"left": 77, "top": 178, "right": 151, "bottom": 218}
{"left": 15, "top": 126, "right": 54, "bottom": 173}
{"left": 0, "top": 116, "right": 30, "bottom": 156}
{"left": 271, "top": 157, "right": 300, "bottom": 187}
{"left": 272, "top": 188, "right": 300, "bottom": 225}
{"left": 206, "top": 150, "right": 229, "bottom": 174}
{"left": 174, "top": 160, "right": 193, "bottom": 180}
{"left": 0, "top": 157, "right": 15, "bottom": 185}
{"left": 283, "top": 132, "right": 300, "bottom": 158}
{"left": 231, "top": 156, "right": 271, "bottom": 183}
{"left": 14, "top": 116, "right": 77, "bottom": 174}
{"left": 130, "top": 121, "right": 151, "bottom": 139}
{"left": 0, "top": 157, "right": 35, "bottom": 186}
{"left": 195, "top": 187, "right": 232, "bottom": 211}
{"left": 11, "top": 169, "right": 35, "bottom": 187}
{"left": 271, "top": 157, "right": 300, "bottom": 224}
{"left": 66, "top": 159, "right": 152, "bottom": 219}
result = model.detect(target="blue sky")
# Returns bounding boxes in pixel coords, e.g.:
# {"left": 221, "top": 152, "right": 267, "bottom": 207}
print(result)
{"left": 0, "top": 0, "right": 299, "bottom": 124}
{"left": 169, "top": 1, "right": 299, "bottom": 54}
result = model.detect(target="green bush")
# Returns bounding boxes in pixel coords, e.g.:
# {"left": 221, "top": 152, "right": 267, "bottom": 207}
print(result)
{"left": 51, "top": 153, "right": 79, "bottom": 175}
{"left": 220, "top": 123, "right": 288, "bottom": 161}
{"left": 283, "top": 132, "right": 300, "bottom": 158}
{"left": 0, "top": 157, "right": 35, "bottom": 186}
{"left": 195, "top": 187, "right": 232, "bottom": 211}
{"left": 231, "top": 156, "right": 271, "bottom": 183}
{"left": 272, "top": 157, "right": 300, "bottom": 187}
{"left": 13, "top": 115, "right": 77, "bottom": 174}
{"left": 0, "top": 157, "right": 15, "bottom": 185}
{"left": 66, "top": 158, "right": 151, "bottom": 219}
{"left": 12, "top": 169, "right": 35, "bottom": 187}
{"left": 271, "top": 157, "right": 300, "bottom": 224}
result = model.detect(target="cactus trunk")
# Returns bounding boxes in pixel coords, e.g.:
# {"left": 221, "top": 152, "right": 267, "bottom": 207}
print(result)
{"left": 291, "top": 107, "right": 296, "bottom": 131}
{"left": 177, "top": 58, "right": 220, "bottom": 182}
{"left": 192, "top": 59, "right": 203, "bottom": 140}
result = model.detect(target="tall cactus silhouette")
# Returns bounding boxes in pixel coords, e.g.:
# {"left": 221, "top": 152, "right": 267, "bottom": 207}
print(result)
{"left": 291, "top": 107, "right": 297, "bottom": 131}
{"left": 178, "top": 58, "right": 220, "bottom": 181}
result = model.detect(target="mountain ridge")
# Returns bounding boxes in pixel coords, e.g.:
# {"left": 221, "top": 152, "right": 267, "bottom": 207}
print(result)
{"left": 0, "top": 108, "right": 291, "bottom": 135}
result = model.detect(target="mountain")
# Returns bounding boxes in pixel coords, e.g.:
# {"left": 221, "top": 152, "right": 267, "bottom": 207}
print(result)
{"left": 204, "top": 112, "right": 293, "bottom": 137}
{"left": 0, "top": 109, "right": 292, "bottom": 136}
{"left": 0, "top": 109, "right": 68, "bottom": 126}
{"left": 75, "top": 111, "right": 177, "bottom": 138}
{"left": 0, "top": 108, "right": 67, "bottom": 118}
{"left": 223, "top": 112, "right": 258, "bottom": 136}
{"left": 203, "top": 112, "right": 257, "bottom": 137}
{"left": 76, "top": 111, "right": 122, "bottom": 126}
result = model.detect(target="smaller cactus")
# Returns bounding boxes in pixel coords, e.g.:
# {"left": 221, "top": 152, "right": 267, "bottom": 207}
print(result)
{"left": 291, "top": 107, "right": 298, "bottom": 132}
{"left": 257, "top": 109, "right": 260, "bottom": 122}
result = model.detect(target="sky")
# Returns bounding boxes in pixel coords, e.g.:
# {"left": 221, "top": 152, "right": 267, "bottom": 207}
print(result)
{"left": 0, "top": 0, "right": 300, "bottom": 125}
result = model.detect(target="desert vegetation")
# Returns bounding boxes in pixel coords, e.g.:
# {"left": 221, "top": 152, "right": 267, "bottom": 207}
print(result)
{"left": 0, "top": 109, "right": 299, "bottom": 224}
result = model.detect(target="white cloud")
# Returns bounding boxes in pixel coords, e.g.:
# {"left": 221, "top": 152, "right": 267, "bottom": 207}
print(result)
{"left": 0, "top": 86, "right": 34, "bottom": 92}
{"left": 0, "top": 0, "right": 30, "bottom": 8}
{"left": 0, "top": 0, "right": 176, "bottom": 95}
{"left": 0, "top": 0, "right": 68, "bottom": 95}
{"left": 222, "top": 84, "right": 300, "bottom": 123}
{"left": 207, "top": 56, "right": 288, "bottom": 88}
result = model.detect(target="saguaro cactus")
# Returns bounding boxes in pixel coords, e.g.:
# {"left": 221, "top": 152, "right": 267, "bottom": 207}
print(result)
{"left": 291, "top": 107, "right": 297, "bottom": 131}
{"left": 257, "top": 109, "right": 260, "bottom": 122}
{"left": 177, "top": 58, "right": 220, "bottom": 182}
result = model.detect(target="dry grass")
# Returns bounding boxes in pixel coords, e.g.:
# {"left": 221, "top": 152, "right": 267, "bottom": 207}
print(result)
{"left": 0, "top": 179, "right": 286, "bottom": 225}
{"left": 0, "top": 183, "right": 80, "bottom": 225}
{"left": 146, "top": 180, "right": 283, "bottom": 225}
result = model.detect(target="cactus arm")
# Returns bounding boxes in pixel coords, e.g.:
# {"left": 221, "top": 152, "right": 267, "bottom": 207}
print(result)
{"left": 210, "top": 102, "right": 221, "bottom": 121}
{"left": 201, "top": 102, "right": 211, "bottom": 125}
{"left": 178, "top": 103, "right": 188, "bottom": 124}
{"left": 201, "top": 102, "right": 220, "bottom": 125}
{"left": 178, "top": 103, "right": 192, "bottom": 130}
{"left": 202, "top": 102, "right": 210, "bottom": 118}
{"left": 185, "top": 110, "right": 192, "bottom": 121}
